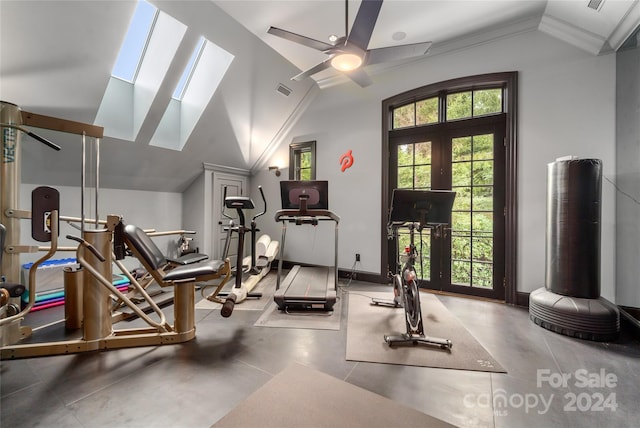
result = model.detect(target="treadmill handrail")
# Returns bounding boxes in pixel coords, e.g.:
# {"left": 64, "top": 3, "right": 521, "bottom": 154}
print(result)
{"left": 274, "top": 209, "right": 340, "bottom": 223}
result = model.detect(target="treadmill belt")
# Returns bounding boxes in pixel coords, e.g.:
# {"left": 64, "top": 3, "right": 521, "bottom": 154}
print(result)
{"left": 275, "top": 265, "right": 336, "bottom": 310}
{"left": 284, "top": 266, "right": 330, "bottom": 300}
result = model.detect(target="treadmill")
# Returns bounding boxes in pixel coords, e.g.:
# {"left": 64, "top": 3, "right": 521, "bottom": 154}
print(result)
{"left": 274, "top": 181, "right": 340, "bottom": 311}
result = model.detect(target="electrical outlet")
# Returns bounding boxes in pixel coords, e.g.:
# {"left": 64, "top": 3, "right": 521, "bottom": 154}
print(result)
{"left": 356, "top": 253, "right": 360, "bottom": 262}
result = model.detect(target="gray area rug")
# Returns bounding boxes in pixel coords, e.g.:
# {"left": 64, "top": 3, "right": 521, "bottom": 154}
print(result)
{"left": 254, "top": 296, "right": 342, "bottom": 330}
{"left": 347, "top": 291, "right": 506, "bottom": 373}
{"left": 211, "top": 363, "right": 454, "bottom": 428}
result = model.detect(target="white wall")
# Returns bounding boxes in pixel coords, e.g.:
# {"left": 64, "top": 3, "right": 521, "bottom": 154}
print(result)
{"left": 256, "top": 30, "right": 618, "bottom": 301}
{"left": 182, "top": 173, "right": 205, "bottom": 253}
{"left": 616, "top": 45, "right": 640, "bottom": 308}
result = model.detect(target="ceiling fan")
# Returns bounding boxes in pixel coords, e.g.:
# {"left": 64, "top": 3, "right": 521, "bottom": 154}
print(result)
{"left": 267, "top": 0, "right": 432, "bottom": 87}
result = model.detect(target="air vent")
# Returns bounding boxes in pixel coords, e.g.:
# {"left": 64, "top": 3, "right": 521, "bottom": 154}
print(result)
{"left": 587, "top": 0, "right": 604, "bottom": 11}
{"left": 276, "top": 83, "right": 292, "bottom": 97}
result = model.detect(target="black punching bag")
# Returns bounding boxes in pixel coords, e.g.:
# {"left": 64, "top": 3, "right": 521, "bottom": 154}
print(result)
{"left": 530, "top": 157, "right": 618, "bottom": 342}
{"left": 545, "top": 159, "right": 601, "bottom": 298}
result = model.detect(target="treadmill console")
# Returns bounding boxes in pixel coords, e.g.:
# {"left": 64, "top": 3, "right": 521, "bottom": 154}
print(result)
{"left": 280, "top": 180, "right": 328, "bottom": 211}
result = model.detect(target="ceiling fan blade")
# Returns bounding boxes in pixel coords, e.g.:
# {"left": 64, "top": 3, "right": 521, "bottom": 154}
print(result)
{"left": 345, "top": 67, "right": 373, "bottom": 87}
{"left": 268, "top": 26, "right": 335, "bottom": 52}
{"left": 366, "top": 42, "right": 432, "bottom": 66}
{"left": 346, "top": 0, "right": 383, "bottom": 50}
{"left": 291, "top": 57, "right": 333, "bottom": 81}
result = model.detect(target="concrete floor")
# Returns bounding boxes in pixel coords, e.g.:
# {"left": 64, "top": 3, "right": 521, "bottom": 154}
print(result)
{"left": 1, "top": 277, "right": 639, "bottom": 428}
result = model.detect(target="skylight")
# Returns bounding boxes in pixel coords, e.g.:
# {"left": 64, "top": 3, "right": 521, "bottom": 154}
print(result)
{"left": 98, "top": 1, "right": 233, "bottom": 152}
{"left": 111, "top": 1, "right": 157, "bottom": 82}
{"left": 150, "top": 40, "right": 234, "bottom": 151}
{"left": 173, "top": 37, "right": 205, "bottom": 100}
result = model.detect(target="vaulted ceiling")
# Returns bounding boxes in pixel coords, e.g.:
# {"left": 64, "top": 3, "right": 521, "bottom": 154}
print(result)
{"left": 1, "top": 0, "right": 638, "bottom": 192}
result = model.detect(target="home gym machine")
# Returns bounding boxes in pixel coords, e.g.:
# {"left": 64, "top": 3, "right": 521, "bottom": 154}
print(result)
{"left": 373, "top": 189, "right": 455, "bottom": 350}
{"left": 1, "top": 186, "right": 234, "bottom": 360}
{"left": 214, "top": 185, "right": 279, "bottom": 317}
{"left": 274, "top": 180, "right": 339, "bottom": 312}
{"left": 1, "top": 101, "right": 207, "bottom": 330}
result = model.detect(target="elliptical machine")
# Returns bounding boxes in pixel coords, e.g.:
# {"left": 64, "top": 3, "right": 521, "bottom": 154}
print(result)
{"left": 216, "top": 186, "right": 279, "bottom": 317}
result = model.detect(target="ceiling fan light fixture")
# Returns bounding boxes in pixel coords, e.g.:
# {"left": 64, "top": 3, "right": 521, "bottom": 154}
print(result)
{"left": 331, "top": 53, "right": 363, "bottom": 71}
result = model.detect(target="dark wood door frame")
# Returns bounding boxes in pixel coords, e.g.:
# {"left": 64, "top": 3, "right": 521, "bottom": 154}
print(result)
{"left": 380, "top": 72, "right": 518, "bottom": 304}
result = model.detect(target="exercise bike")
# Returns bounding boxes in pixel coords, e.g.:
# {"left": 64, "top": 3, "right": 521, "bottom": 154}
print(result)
{"left": 372, "top": 189, "right": 455, "bottom": 350}
{"left": 214, "top": 186, "right": 279, "bottom": 317}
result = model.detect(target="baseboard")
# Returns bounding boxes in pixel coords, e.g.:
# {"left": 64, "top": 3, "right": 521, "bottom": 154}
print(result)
{"left": 337, "top": 269, "right": 387, "bottom": 284}
{"left": 515, "top": 291, "right": 530, "bottom": 307}
{"left": 620, "top": 305, "right": 640, "bottom": 320}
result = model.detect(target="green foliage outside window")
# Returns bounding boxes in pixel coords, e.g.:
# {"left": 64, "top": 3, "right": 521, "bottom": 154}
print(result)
{"left": 393, "top": 104, "right": 415, "bottom": 129}
{"left": 299, "top": 151, "right": 312, "bottom": 180}
{"left": 447, "top": 92, "right": 472, "bottom": 120}
{"left": 450, "top": 133, "right": 494, "bottom": 288}
{"left": 393, "top": 88, "right": 502, "bottom": 128}
{"left": 290, "top": 141, "right": 315, "bottom": 181}
{"left": 416, "top": 97, "right": 438, "bottom": 125}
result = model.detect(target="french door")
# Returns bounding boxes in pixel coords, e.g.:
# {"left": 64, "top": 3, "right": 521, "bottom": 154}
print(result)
{"left": 388, "top": 114, "right": 506, "bottom": 300}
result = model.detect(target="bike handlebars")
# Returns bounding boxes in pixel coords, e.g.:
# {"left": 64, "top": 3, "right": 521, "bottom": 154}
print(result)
{"left": 221, "top": 185, "right": 268, "bottom": 223}
{"left": 253, "top": 186, "right": 267, "bottom": 221}
{"left": 221, "top": 186, "right": 233, "bottom": 220}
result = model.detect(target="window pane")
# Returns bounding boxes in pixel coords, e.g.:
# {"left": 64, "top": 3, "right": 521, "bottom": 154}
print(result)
{"left": 472, "top": 186, "right": 493, "bottom": 211}
{"left": 473, "top": 88, "right": 502, "bottom": 116}
{"left": 289, "top": 141, "right": 315, "bottom": 180}
{"left": 417, "top": 229, "right": 430, "bottom": 280}
{"left": 393, "top": 103, "right": 415, "bottom": 129}
{"left": 472, "top": 262, "right": 493, "bottom": 288}
{"left": 473, "top": 134, "right": 493, "bottom": 160}
{"left": 452, "top": 211, "right": 470, "bottom": 232}
{"left": 300, "top": 151, "right": 311, "bottom": 169}
{"left": 472, "top": 212, "right": 493, "bottom": 234}
{"left": 453, "top": 186, "right": 471, "bottom": 211}
{"left": 452, "top": 236, "right": 471, "bottom": 260}
{"left": 447, "top": 91, "right": 472, "bottom": 120}
{"left": 397, "top": 166, "right": 413, "bottom": 188}
{"left": 397, "top": 232, "right": 410, "bottom": 259}
{"left": 416, "top": 97, "right": 438, "bottom": 125}
{"left": 452, "top": 161, "right": 471, "bottom": 186}
{"left": 473, "top": 237, "right": 493, "bottom": 263}
{"left": 112, "top": 1, "right": 157, "bottom": 82}
{"left": 414, "top": 141, "right": 432, "bottom": 164}
{"left": 452, "top": 260, "right": 471, "bottom": 285}
{"left": 173, "top": 37, "right": 205, "bottom": 99}
{"left": 452, "top": 137, "right": 471, "bottom": 161}
{"left": 414, "top": 165, "right": 431, "bottom": 188}
{"left": 300, "top": 168, "right": 311, "bottom": 180}
{"left": 397, "top": 144, "right": 413, "bottom": 166}
{"left": 473, "top": 160, "right": 493, "bottom": 185}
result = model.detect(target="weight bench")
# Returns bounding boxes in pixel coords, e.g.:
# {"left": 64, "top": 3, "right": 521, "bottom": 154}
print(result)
{"left": 121, "top": 224, "right": 232, "bottom": 305}
{"left": 110, "top": 225, "right": 210, "bottom": 317}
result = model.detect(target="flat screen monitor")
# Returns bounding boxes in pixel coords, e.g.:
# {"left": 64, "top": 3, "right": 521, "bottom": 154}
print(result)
{"left": 389, "top": 189, "right": 456, "bottom": 225}
{"left": 280, "top": 180, "right": 329, "bottom": 210}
